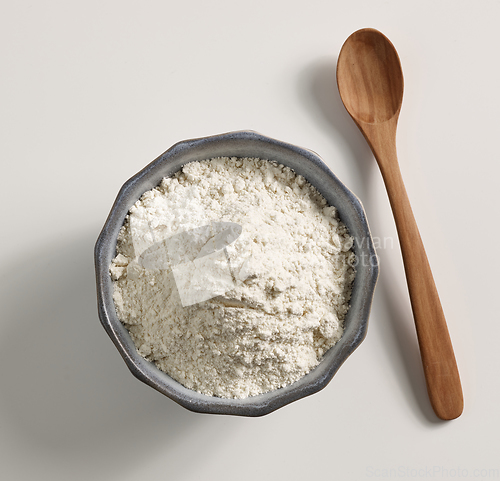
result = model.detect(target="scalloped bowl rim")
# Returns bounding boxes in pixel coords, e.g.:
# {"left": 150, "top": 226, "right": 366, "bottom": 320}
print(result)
{"left": 94, "top": 130, "right": 379, "bottom": 416}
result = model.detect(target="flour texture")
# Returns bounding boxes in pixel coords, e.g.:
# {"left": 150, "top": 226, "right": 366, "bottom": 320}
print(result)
{"left": 111, "top": 157, "right": 355, "bottom": 398}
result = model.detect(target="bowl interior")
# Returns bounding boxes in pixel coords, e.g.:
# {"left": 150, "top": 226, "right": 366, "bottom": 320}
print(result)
{"left": 95, "top": 131, "right": 378, "bottom": 416}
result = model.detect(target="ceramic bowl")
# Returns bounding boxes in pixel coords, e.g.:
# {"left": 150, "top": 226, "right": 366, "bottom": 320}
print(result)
{"left": 94, "top": 130, "right": 378, "bottom": 416}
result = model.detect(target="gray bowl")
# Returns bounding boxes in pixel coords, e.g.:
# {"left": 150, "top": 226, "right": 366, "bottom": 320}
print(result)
{"left": 95, "top": 130, "right": 378, "bottom": 416}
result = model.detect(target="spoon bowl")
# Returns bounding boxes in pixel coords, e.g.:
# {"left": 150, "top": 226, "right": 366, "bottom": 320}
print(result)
{"left": 337, "top": 29, "right": 404, "bottom": 124}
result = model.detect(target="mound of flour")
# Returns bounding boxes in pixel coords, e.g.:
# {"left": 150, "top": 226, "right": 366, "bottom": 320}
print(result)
{"left": 111, "top": 157, "right": 355, "bottom": 398}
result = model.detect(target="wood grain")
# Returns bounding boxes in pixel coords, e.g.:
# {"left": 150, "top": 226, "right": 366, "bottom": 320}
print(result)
{"left": 337, "top": 28, "right": 463, "bottom": 420}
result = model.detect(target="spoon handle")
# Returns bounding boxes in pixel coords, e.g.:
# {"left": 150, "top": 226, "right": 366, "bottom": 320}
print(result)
{"left": 364, "top": 121, "right": 463, "bottom": 420}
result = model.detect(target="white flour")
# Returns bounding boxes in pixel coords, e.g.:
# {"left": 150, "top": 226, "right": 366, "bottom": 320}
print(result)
{"left": 111, "top": 157, "right": 355, "bottom": 398}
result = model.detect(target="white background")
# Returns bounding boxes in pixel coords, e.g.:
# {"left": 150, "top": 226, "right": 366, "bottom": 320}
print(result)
{"left": 1, "top": 1, "right": 498, "bottom": 480}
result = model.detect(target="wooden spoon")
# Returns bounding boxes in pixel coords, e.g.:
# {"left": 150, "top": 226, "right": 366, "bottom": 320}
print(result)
{"left": 337, "top": 28, "right": 463, "bottom": 420}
